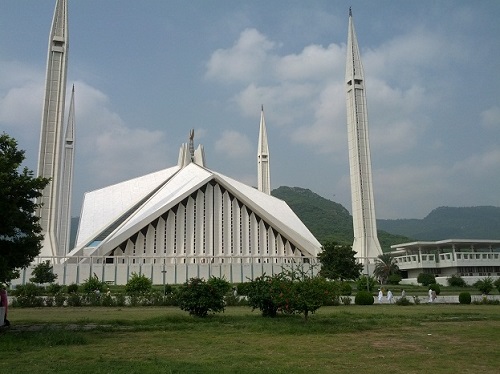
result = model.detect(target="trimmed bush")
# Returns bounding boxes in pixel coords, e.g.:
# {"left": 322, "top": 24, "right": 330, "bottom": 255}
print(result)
{"left": 354, "top": 291, "right": 374, "bottom": 305}
{"left": 67, "top": 283, "right": 79, "bottom": 294}
{"left": 458, "top": 292, "right": 471, "bottom": 304}
{"left": 395, "top": 297, "right": 412, "bottom": 306}
{"left": 387, "top": 273, "right": 402, "bottom": 285}
{"left": 495, "top": 278, "right": 500, "bottom": 293}
{"left": 417, "top": 273, "right": 436, "bottom": 286}
{"left": 356, "top": 275, "right": 376, "bottom": 292}
{"left": 82, "top": 275, "right": 106, "bottom": 294}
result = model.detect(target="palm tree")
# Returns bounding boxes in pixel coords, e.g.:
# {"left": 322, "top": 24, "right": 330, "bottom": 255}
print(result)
{"left": 373, "top": 253, "right": 400, "bottom": 284}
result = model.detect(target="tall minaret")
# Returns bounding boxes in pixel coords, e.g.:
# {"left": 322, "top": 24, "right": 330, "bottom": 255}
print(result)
{"left": 37, "top": 0, "right": 69, "bottom": 258}
{"left": 345, "top": 8, "right": 382, "bottom": 266}
{"left": 58, "top": 85, "right": 75, "bottom": 255}
{"left": 257, "top": 105, "right": 271, "bottom": 195}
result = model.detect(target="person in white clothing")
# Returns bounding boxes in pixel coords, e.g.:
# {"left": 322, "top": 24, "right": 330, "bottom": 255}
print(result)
{"left": 387, "top": 290, "right": 393, "bottom": 304}
{"left": 378, "top": 289, "right": 383, "bottom": 303}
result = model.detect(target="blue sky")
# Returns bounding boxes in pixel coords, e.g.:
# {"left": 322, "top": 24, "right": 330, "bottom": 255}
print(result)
{"left": 1, "top": 0, "right": 499, "bottom": 220}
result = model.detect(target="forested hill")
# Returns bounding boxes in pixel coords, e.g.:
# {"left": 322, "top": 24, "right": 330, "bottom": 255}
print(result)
{"left": 271, "top": 186, "right": 411, "bottom": 250}
{"left": 377, "top": 206, "right": 500, "bottom": 240}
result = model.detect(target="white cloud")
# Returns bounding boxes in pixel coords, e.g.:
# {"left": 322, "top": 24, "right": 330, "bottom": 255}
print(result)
{"left": 214, "top": 130, "right": 253, "bottom": 158}
{"left": 481, "top": 106, "right": 500, "bottom": 129}
{"left": 205, "top": 28, "right": 276, "bottom": 83}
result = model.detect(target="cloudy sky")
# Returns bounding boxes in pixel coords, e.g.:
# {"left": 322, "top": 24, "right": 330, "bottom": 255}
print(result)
{"left": 1, "top": 0, "right": 499, "bottom": 220}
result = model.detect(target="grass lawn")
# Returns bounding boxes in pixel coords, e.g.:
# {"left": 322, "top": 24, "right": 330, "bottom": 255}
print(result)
{"left": 1, "top": 305, "right": 499, "bottom": 373}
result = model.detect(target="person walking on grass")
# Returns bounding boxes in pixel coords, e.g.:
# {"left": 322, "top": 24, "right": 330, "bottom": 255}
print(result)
{"left": 0, "top": 283, "right": 9, "bottom": 327}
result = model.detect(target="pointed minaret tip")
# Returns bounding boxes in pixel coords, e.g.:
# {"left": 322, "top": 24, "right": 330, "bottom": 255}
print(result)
{"left": 349, "top": 7, "right": 352, "bottom": 17}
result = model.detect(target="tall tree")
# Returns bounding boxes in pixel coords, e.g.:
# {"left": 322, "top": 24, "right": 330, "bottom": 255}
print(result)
{"left": 0, "top": 133, "right": 50, "bottom": 282}
{"left": 373, "top": 253, "right": 400, "bottom": 284}
{"left": 318, "top": 241, "right": 363, "bottom": 281}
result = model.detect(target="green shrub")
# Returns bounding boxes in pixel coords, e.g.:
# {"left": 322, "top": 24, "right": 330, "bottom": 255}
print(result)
{"left": 46, "top": 283, "right": 64, "bottom": 295}
{"left": 115, "top": 293, "right": 126, "bottom": 307}
{"left": 67, "top": 283, "right": 79, "bottom": 294}
{"left": 474, "top": 277, "right": 494, "bottom": 295}
{"left": 412, "top": 296, "right": 421, "bottom": 305}
{"left": 125, "top": 273, "right": 153, "bottom": 295}
{"left": 495, "top": 278, "right": 500, "bottom": 293}
{"left": 236, "top": 282, "right": 251, "bottom": 296}
{"left": 44, "top": 296, "right": 54, "bottom": 307}
{"left": 395, "top": 297, "right": 412, "bottom": 306}
{"left": 458, "top": 292, "right": 471, "bottom": 304}
{"left": 417, "top": 273, "right": 436, "bottom": 286}
{"left": 14, "top": 283, "right": 42, "bottom": 297}
{"left": 339, "top": 282, "right": 352, "bottom": 296}
{"left": 387, "top": 273, "right": 402, "bottom": 285}
{"left": 54, "top": 293, "right": 66, "bottom": 307}
{"left": 177, "top": 277, "right": 230, "bottom": 317}
{"left": 447, "top": 274, "right": 467, "bottom": 287}
{"left": 354, "top": 291, "right": 374, "bottom": 305}
{"left": 82, "top": 275, "right": 106, "bottom": 294}
{"left": 66, "top": 293, "right": 82, "bottom": 307}
{"left": 341, "top": 296, "right": 351, "bottom": 305}
{"left": 429, "top": 283, "right": 441, "bottom": 295}
{"left": 246, "top": 274, "right": 282, "bottom": 317}
{"left": 356, "top": 275, "right": 376, "bottom": 292}
{"left": 12, "top": 295, "right": 44, "bottom": 308}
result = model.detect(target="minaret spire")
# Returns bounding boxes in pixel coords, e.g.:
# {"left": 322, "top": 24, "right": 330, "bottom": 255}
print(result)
{"left": 257, "top": 105, "right": 271, "bottom": 195}
{"left": 37, "top": 0, "right": 69, "bottom": 258}
{"left": 58, "top": 84, "right": 75, "bottom": 255}
{"left": 345, "top": 9, "right": 382, "bottom": 267}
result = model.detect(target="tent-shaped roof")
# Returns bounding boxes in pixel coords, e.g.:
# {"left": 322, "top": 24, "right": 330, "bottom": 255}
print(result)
{"left": 69, "top": 162, "right": 321, "bottom": 258}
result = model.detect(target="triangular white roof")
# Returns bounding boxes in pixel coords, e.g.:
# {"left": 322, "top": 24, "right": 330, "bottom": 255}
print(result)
{"left": 70, "top": 162, "right": 321, "bottom": 258}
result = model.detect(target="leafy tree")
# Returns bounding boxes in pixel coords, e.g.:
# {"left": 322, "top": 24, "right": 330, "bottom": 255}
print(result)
{"left": 356, "top": 275, "right": 377, "bottom": 292}
{"left": 29, "top": 260, "right": 57, "bottom": 284}
{"left": 417, "top": 273, "right": 436, "bottom": 286}
{"left": 177, "top": 277, "right": 231, "bottom": 317}
{"left": 318, "top": 241, "right": 363, "bottom": 281}
{"left": 447, "top": 274, "right": 467, "bottom": 287}
{"left": 373, "top": 253, "right": 400, "bottom": 284}
{"left": 494, "top": 278, "right": 500, "bottom": 293}
{"left": 82, "top": 274, "right": 106, "bottom": 294}
{"left": 0, "top": 133, "right": 50, "bottom": 282}
{"left": 125, "top": 272, "right": 152, "bottom": 294}
{"left": 474, "top": 277, "right": 494, "bottom": 295}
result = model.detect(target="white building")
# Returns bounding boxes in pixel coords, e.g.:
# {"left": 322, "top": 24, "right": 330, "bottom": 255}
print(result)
{"left": 391, "top": 239, "right": 500, "bottom": 285}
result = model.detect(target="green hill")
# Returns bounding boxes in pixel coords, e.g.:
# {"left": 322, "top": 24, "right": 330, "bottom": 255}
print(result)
{"left": 272, "top": 186, "right": 411, "bottom": 251}
{"left": 377, "top": 206, "right": 500, "bottom": 240}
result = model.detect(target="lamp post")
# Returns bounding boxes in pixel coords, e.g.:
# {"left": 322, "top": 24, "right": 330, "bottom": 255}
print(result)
{"left": 161, "top": 264, "right": 167, "bottom": 296}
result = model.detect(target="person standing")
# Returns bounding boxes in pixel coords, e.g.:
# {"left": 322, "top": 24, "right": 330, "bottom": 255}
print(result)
{"left": 378, "top": 289, "right": 383, "bottom": 303}
{"left": 387, "top": 290, "right": 393, "bottom": 304}
{"left": 428, "top": 288, "right": 433, "bottom": 303}
{"left": 0, "top": 284, "right": 9, "bottom": 327}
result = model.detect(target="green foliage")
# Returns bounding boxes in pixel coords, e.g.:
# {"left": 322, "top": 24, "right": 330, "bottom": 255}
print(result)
{"left": 473, "top": 277, "right": 494, "bottom": 295}
{"left": 373, "top": 253, "right": 400, "bottom": 284}
{"left": 494, "top": 278, "right": 500, "bottom": 293}
{"left": 428, "top": 283, "right": 441, "bottom": 295}
{"left": 340, "top": 296, "right": 352, "bottom": 305}
{"left": 66, "top": 293, "right": 83, "bottom": 307}
{"left": 82, "top": 275, "right": 106, "bottom": 294}
{"left": 318, "top": 242, "right": 363, "bottom": 281}
{"left": 46, "top": 283, "right": 64, "bottom": 295}
{"left": 354, "top": 291, "right": 374, "bottom": 305}
{"left": 447, "top": 274, "right": 468, "bottom": 287}
{"left": 67, "top": 283, "right": 79, "bottom": 294}
{"left": 177, "top": 277, "right": 230, "bottom": 317}
{"left": 125, "top": 272, "right": 153, "bottom": 295}
{"left": 54, "top": 293, "right": 66, "bottom": 307}
{"left": 387, "top": 273, "right": 402, "bottom": 285}
{"left": 12, "top": 295, "right": 44, "bottom": 308}
{"left": 14, "top": 282, "right": 42, "bottom": 297}
{"left": 246, "top": 274, "right": 282, "bottom": 317}
{"left": 417, "top": 273, "right": 436, "bottom": 286}
{"left": 29, "top": 261, "right": 58, "bottom": 284}
{"left": 356, "top": 275, "right": 377, "bottom": 292}
{"left": 0, "top": 133, "right": 50, "bottom": 282}
{"left": 395, "top": 297, "right": 412, "bottom": 306}
{"left": 339, "top": 282, "right": 352, "bottom": 296}
{"left": 458, "top": 292, "right": 471, "bottom": 304}
{"left": 246, "top": 267, "right": 337, "bottom": 319}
